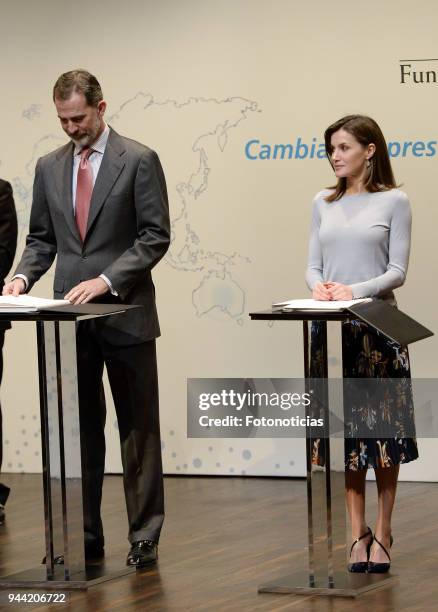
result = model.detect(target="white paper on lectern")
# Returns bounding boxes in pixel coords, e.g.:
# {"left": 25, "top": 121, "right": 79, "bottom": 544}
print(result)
{"left": 0, "top": 295, "right": 71, "bottom": 312}
{"left": 272, "top": 298, "right": 372, "bottom": 311}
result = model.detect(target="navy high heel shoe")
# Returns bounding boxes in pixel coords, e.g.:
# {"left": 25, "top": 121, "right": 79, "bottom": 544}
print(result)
{"left": 347, "top": 526, "right": 373, "bottom": 573}
{"left": 368, "top": 534, "right": 393, "bottom": 573}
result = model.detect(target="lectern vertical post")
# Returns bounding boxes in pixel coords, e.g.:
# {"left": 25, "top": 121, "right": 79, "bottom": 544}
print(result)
{"left": 304, "top": 321, "right": 346, "bottom": 588}
{"left": 0, "top": 305, "right": 139, "bottom": 590}
{"left": 57, "top": 321, "right": 86, "bottom": 576}
{"left": 324, "top": 322, "right": 348, "bottom": 583}
{"left": 252, "top": 308, "right": 406, "bottom": 597}
{"left": 37, "top": 320, "right": 85, "bottom": 580}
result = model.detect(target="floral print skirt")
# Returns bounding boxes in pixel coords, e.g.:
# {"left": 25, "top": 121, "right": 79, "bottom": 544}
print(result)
{"left": 310, "top": 319, "right": 419, "bottom": 471}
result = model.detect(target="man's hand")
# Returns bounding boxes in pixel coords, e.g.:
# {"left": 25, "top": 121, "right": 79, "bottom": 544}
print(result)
{"left": 65, "top": 277, "right": 109, "bottom": 305}
{"left": 326, "top": 282, "right": 353, "bottom": 301}
{"left": 2, "top": 278, "right": 26, "bottom": 296}
{"left": 312, "top": 281, "right": 332, "bottom": 301}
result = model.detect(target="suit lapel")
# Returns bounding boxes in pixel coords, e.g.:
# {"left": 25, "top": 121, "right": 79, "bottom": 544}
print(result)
{"left": 54, "top": 142, "right": 82, "bottom": 242}
{"left": 85, "top": 129, "right": 125, "bottom": 239}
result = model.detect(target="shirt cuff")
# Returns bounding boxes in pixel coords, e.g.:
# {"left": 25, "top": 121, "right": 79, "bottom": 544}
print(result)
{"left": 12, "top": 274, "right": 29, "bottom": 291}
{"left": 99, "top": 274, "right": 118, "bottom": 296}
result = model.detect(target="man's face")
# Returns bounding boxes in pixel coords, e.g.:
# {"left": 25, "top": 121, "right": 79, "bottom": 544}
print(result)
{"left": 55, "top": 91, "right": 106, "bottom": 147}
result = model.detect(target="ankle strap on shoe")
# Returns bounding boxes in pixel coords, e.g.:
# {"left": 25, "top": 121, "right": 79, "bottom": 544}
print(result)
{"left": 373, "top": 535, "right": 391, "bottom": 561}
{"left": 349, "top": 527, "right": 372, "bottom": 555}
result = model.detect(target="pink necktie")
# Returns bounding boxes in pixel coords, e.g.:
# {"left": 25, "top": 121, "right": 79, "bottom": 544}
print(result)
{"left": 75, "top": 147, "right": 93, "bottom": 241}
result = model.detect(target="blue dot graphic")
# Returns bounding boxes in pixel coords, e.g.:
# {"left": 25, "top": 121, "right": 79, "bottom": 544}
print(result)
{"left": 193, "top": 458, "right": 202, "bottom": 468}
{"left": 242, "top": 450, "right": 251, "bottom": 460}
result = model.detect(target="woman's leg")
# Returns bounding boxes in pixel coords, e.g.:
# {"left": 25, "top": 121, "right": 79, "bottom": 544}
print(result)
{"left": 345, "top": 469, "right": 370, "bottom": 561}
{"left": 370, "top": 465, "right": 399, "bottom": 563}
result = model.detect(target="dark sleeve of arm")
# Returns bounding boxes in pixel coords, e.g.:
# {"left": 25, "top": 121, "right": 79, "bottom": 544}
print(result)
{"left": 102, "top": 149, "right": 170, "bottom": 299}
{"left": 13, "top": 158, "right": 57, "bottom": 291}
{"left": 0, "top": 181, "right": 18, "bottom": 282}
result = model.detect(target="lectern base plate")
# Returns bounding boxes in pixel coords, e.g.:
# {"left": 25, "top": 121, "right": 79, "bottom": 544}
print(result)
{"left": 0, "top": 559, "right": 137, "bottom": 590}
{"left": 258, "top": 570, "right": 398, "bottom": 598}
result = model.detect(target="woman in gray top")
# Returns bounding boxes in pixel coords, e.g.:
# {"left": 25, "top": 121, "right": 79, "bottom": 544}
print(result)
{"left": 306, "top": 115, "right": 418, "bottom": 574}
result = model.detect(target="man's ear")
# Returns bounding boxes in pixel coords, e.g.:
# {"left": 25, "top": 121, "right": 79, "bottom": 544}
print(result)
{"left": 97, "top": 100, "right": 107, "bottom": 117}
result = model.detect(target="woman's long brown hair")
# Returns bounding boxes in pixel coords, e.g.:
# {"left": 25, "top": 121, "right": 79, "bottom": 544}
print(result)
{"left": 324, "top": 115, "right": 397, "bottom": 202}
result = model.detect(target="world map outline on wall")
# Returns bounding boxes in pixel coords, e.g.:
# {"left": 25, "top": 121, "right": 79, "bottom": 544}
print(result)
{"left": 9, "top": 94, "right": 260, "bottom": 325}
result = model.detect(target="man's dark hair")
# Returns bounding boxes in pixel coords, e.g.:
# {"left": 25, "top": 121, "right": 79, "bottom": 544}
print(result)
{"left": 53, "top": 69, "right": 103, "bottom": 107}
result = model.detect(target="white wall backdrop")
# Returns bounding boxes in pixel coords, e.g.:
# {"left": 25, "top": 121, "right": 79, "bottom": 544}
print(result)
{"left": 0, "top": 0, "right": 437, "bottom": 481}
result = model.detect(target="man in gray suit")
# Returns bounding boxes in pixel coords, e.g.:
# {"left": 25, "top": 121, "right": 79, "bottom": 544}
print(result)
{"left": 4, "top": 70, "right": 170, "bottom": 567}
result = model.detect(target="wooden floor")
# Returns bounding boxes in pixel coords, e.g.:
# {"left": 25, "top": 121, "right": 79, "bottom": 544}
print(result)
{"left": 0, "top": 474, "right": 436, "bottom": 611}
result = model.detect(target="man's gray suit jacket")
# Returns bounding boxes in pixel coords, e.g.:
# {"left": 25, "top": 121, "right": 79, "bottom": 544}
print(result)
{"left": 15, "top": 128, "right": 170, "bottom": 345}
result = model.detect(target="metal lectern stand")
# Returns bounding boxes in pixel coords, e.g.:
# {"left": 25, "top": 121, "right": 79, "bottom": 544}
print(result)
{"left": 0, "top": 304, "right": 139, "bottom": 590}
{"left": 250, "top": 300, "right": 433, "bottom": 598}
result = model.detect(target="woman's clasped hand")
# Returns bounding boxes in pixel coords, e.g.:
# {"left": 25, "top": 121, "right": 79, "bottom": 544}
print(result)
{"left": 312, "top": 281, "right": 353, "bottom": 301}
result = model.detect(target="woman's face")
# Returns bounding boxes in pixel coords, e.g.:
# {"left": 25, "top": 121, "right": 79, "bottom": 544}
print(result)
{"left": 329, "top": 129, "right": 374, "bottom": 179}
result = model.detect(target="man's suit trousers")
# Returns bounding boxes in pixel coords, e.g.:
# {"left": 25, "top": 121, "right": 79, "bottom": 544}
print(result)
{"left": 76, "top": 320, "right": 164, "bottom": 546}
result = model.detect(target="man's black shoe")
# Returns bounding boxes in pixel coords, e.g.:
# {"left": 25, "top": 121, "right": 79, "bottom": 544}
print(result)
{"left": 0, "top": 504, "right": 5, "bottom": 525}
{"left": 41, "top": 544, "right": 104, "bottom": 565}
{"left": 126, "top": 540, "right": 158, "bottom": 568}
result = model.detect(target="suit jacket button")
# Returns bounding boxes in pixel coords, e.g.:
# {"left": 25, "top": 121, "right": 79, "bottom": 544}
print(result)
{"left": 82, "top": 255, "right": 88, "bottom": 260}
